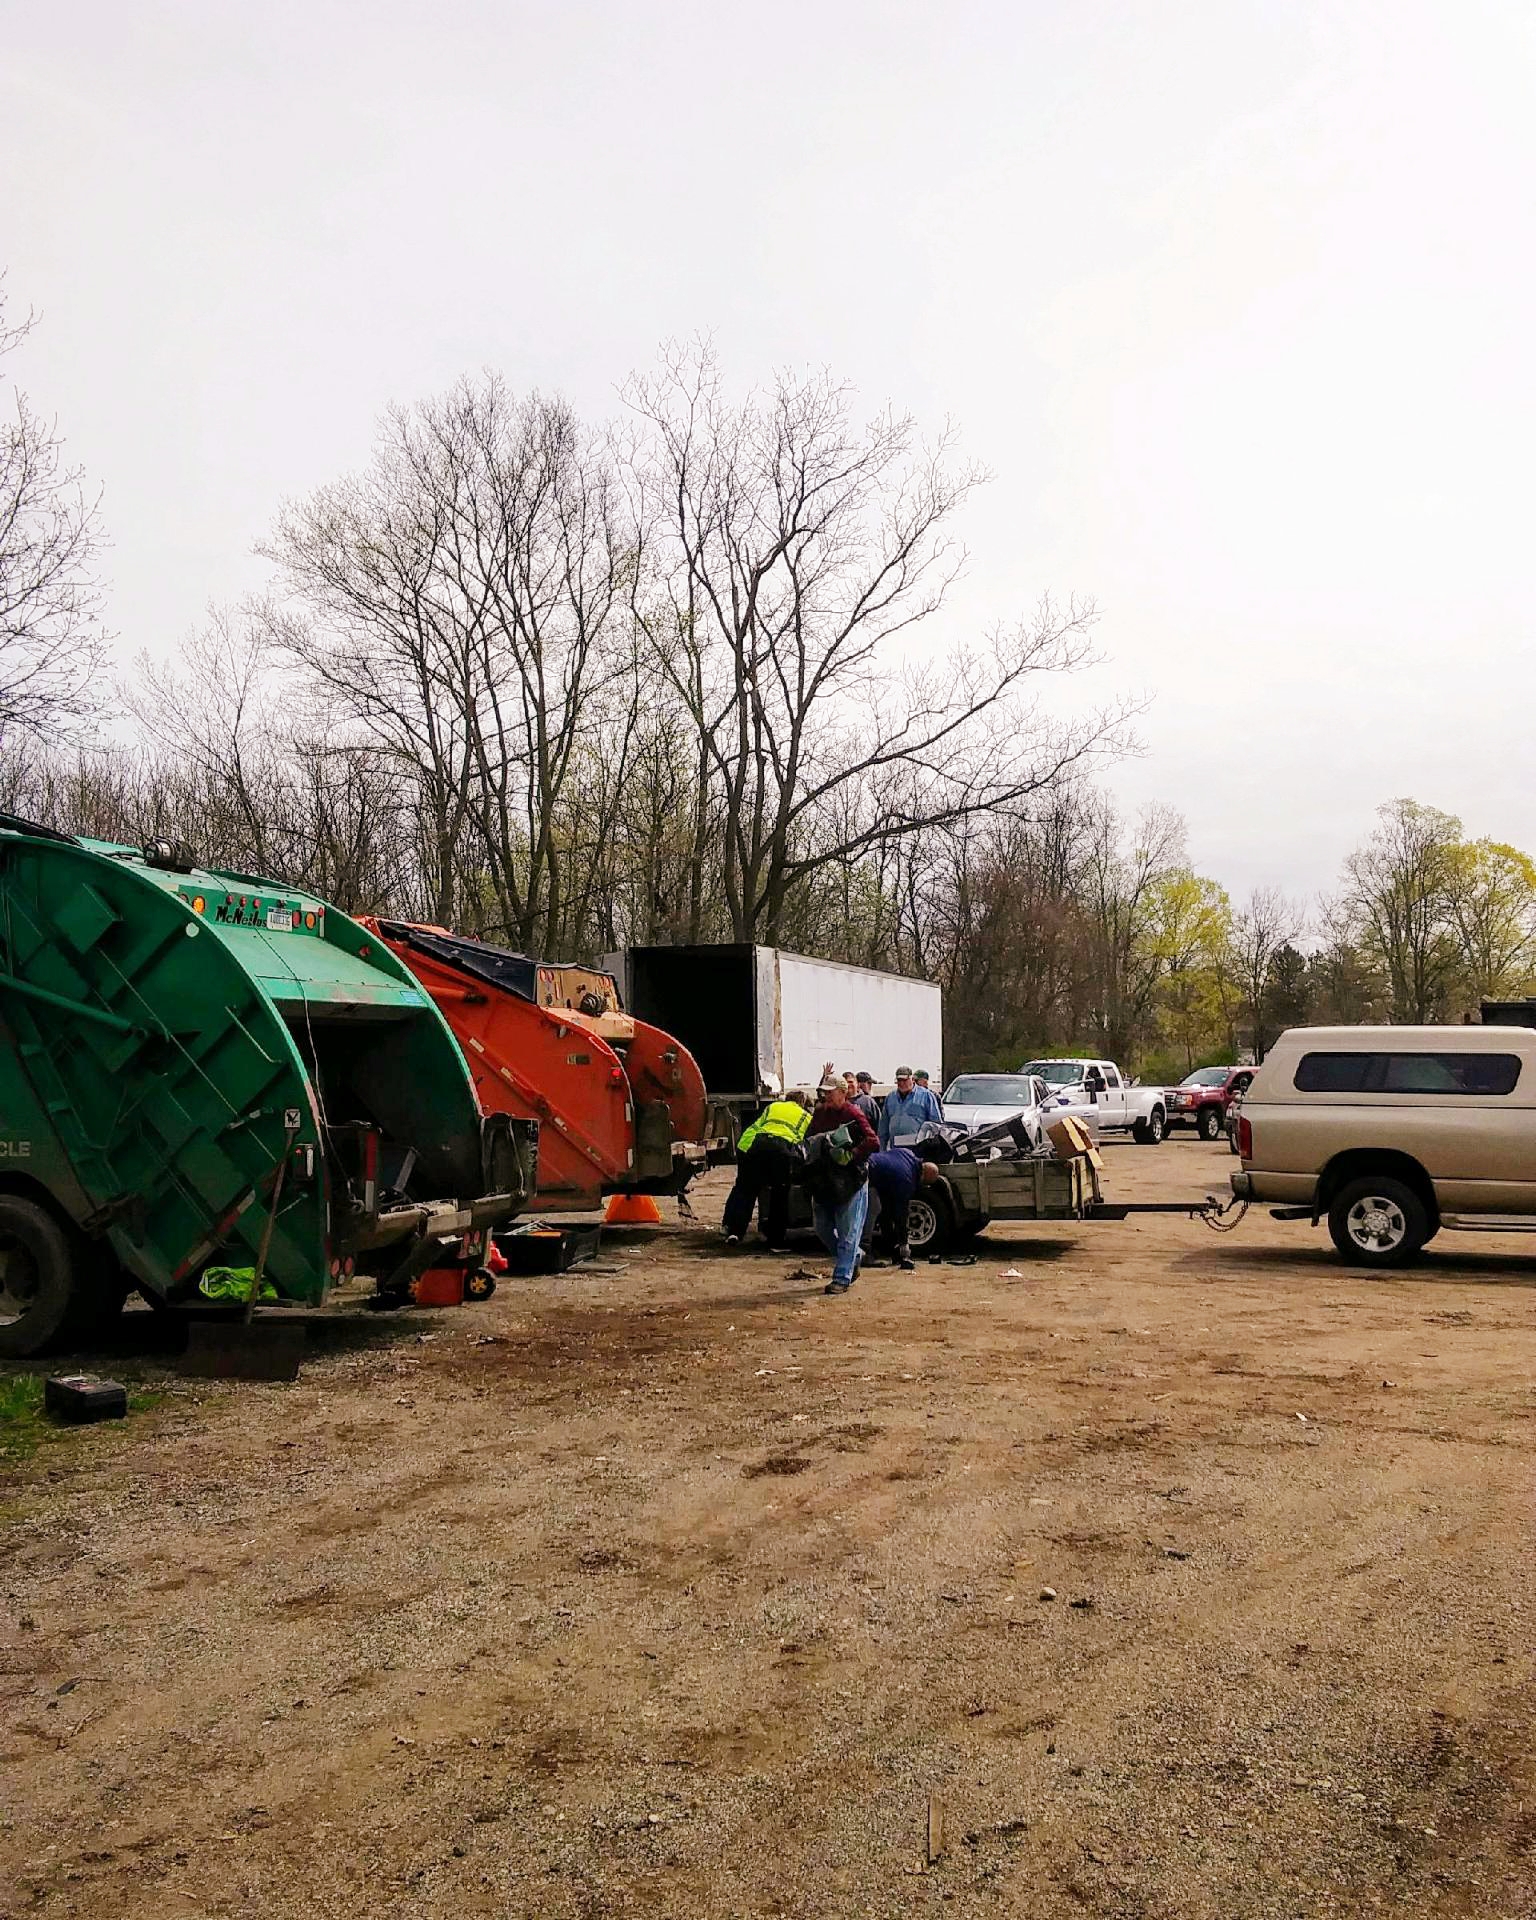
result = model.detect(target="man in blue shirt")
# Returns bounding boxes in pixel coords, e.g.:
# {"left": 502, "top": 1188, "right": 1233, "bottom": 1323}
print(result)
{"left": 867, "top": 1146, "right": 943, "bottom": 1268}
{"left": 878, "top": 1066, "right": 943, "bottom": 1147}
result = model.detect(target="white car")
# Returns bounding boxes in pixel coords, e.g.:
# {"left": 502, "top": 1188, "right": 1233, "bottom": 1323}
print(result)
{"left": 938, "top": 1072, "right": 1101, "bottom": 1146}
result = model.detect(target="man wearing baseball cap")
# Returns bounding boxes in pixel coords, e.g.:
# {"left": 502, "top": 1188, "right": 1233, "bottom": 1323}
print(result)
{"left": 878, "top": 1065, "right": 942, "bottom": 1148}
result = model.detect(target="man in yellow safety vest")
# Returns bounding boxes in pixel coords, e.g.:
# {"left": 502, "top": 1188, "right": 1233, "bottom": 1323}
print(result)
{"left": 722, "top": 1090, "right": 813, "bottom": 1251}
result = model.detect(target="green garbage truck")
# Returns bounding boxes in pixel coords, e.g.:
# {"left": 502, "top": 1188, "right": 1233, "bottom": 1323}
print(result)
{"left": 0, "top": 816, "right": 539, "bottom": 1357}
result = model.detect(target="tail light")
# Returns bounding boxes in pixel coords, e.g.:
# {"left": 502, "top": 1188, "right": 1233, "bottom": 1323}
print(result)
{"left": 1237, "top": 1115, "right": 1252, "bottom": 1159}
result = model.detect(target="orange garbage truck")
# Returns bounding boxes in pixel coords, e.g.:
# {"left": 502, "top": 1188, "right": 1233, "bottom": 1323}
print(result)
{"left": 363, "top": 921, "right": 709, "bottom": 1213}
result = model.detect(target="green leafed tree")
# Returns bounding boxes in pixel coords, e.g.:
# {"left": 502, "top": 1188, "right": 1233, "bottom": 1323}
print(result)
{"left": 1145, "top": 868, "right": 1234, "bottom": 1072}
{"left": 1442, "top": 838, "right": 1536, "bottom": 1003}
{"left": 1340, "top": 799, "right": 1464, "bottom": 1022}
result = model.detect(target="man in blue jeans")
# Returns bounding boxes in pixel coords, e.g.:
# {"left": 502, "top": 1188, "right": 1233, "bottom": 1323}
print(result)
{"left": 803, "top": 1080, "right": 878, "bottom": 1293}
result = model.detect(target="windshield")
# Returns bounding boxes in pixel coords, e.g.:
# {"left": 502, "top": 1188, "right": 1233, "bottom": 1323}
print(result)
{"left": 1024, "top": 1060, "right": 1088, "bottom": 1086}
{"left": 1180, "top": 1066, "right": 1231, "bottom": 1088}
{"left": 945, "top": 1075, "right": 1038, "bottom": 1106}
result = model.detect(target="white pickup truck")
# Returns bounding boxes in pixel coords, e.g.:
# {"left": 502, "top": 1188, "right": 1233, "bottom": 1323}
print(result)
{"left": 1021, "top": 1058, "right": 1170, "bottom": 1145}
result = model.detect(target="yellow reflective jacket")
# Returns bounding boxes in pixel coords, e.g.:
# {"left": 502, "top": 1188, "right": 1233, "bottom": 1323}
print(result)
{"left": 737, "top": 1100, "right": 812, "bottom": 1153}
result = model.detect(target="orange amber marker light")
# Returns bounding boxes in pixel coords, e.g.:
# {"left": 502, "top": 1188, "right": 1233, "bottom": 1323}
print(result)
{"left": 191, "top": 895, "right": 206, "bottom": 914}
{"left": 304, "top": 912, "right": 316, "bottom": 929}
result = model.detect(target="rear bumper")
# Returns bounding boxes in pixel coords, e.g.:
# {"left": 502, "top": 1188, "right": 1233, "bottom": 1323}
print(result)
{"left": 624, "top": 1139, "right": 711, "bottom": 1195}
{"left": 1231, "top": 1169, "right": 1316, "bottom": 1207}
{"left": 346, "top": 1189, "right": 526, "bottom": 1254}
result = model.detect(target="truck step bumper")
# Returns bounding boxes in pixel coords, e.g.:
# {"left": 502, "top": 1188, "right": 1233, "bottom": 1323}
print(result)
{"left": 346, "top": 1190, "right": 523, "bottom": 1254}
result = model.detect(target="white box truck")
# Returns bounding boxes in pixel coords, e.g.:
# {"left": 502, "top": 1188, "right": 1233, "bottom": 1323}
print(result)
{"left": 603, "top": 944, "right": 942, "bottom": 1103}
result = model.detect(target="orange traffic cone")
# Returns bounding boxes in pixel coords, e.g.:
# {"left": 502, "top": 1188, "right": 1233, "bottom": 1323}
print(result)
{"left": 604, "top": 1191, "right": 664, "bottom": 1225}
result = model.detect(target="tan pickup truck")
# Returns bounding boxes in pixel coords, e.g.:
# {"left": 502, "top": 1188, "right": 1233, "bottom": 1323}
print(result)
{"left": 1230, "top": 1024, "right": 1536, "bottom": 1266}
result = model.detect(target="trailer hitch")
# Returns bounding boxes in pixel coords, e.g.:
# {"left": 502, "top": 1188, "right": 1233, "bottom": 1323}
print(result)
{"left": 1196, "top": 1192, "right": 1250, "bottom": 1233}
{"left": 1088, "top": 1193, "right": 1250, "bottom": 1232}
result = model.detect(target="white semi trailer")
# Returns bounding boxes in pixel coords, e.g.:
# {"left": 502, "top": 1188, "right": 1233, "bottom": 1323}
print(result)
{"left": 603, "top": 944, "right": 942, "bottom": 1110}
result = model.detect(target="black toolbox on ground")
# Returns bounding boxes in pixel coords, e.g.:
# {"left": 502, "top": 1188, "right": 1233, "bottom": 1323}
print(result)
{"left": 495, "top": 1223, "right": 603, "bottom": 1275}
{"left": 45, "top": 1375, "right": 128, "bottom": 1423}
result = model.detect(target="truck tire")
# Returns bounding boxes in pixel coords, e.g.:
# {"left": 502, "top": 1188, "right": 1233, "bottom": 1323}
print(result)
{"left": 907, "top": 1188, "right": 957, "bottom": 1259}
{"left": 0, "top": 1197, "right": 110, "bottom": 1359}
{"left": 1132, "top": 1108, "right": 1167, "bottom": 1146}
{"left": 1327, "top": 1176, "right": 1429, "bottom": 1269}
{"left": 1197, "top": 1106, "right": 1222, "bottom": 1141}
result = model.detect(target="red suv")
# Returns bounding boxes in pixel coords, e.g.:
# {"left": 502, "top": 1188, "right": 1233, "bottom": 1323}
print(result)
{"left": 1167, "top": 1065, "right": 1255, "bottom": 1140}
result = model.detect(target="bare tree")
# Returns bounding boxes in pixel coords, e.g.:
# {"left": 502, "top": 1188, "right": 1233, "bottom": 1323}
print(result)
{"left": 1229, "top": 886, "right": 1306, "bottom": 1058}
{"left": 1079, "top": 802, "right": 1187, "bottom": 1061}
{"left": 124, "top": 608, "right": 416, "bottom": 910}
{"left": 128, "top": 609, "right": 285, "bottom": 871}
{"left": 1311, "top": 892, "right": 1390, "bottom": 1024}
{"left": 923, "top": 792, "right": 1100, "bottom": 1068}
{"left": 623, "top": 344, "right": 1135, "bottom": 945}
{"left": 263, "top": 377, "right": 636, "bottom": 949}
{"left": 0, "top": 286, "right": 109, "bottom": 740}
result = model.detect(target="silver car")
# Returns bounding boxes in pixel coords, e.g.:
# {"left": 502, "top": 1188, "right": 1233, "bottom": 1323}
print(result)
{"left": 939, "top": 1072, "right": 1094, "bottom": 1146}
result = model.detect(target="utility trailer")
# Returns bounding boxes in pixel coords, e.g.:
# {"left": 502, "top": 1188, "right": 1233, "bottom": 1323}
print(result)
{"left": 911, "top": 1154, "right": 1096, "bottom": 1255}
{"left": 366, "top": 920, "right": 708, "bottom": 1213}
{"left": 901, "top": 1118, "right": 1219, "bottom": 1255}
{"left": 0, "top": 819, "right": 537, "bottom": 1357}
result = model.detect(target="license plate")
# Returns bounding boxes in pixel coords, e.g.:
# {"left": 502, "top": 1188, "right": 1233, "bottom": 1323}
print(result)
{"left": 266, "top": 908, "right": 295, "bottom": 931}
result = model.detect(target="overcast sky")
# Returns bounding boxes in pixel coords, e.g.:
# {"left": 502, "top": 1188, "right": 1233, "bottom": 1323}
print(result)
{"left": 5, "top": 0, "right": 1531, "bottom": 904}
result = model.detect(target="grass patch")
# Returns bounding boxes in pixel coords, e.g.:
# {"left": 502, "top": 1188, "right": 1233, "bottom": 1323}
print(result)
{"left": 0, "top": 1373, "right": 169, "bottom": 1473}
{"left": 0, "top": 1373, "right": 49, "bottom": 1465}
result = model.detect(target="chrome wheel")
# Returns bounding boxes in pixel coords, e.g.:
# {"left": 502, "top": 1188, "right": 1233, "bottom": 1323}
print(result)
{"left": 1345, "top": 1194, "right": 1408, "bottom": 1254}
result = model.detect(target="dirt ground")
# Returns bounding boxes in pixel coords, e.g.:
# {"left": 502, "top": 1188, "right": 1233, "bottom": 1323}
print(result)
{"left": 2, "top": 1138, "right": 1534, "bottom": 1919}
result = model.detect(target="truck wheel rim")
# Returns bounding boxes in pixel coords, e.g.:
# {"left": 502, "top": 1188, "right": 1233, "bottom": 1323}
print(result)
{"left": 1151, "top": 1112, "right": 1165, "bottom": 1141}
{"left": 1347, "top": 1195, "right": 1406, "bottom": 1250}
{"left": 0, "top": 1244, "right": 39, "bottom": 1327}
{"left": 907, "top": 1199, "right": 938, "bottom": 1249}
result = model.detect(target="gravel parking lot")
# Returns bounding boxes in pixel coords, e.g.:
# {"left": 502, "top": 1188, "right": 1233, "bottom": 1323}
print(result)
{"left": 2, "top": 1138, "right": 1533, "bottom": 1919}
